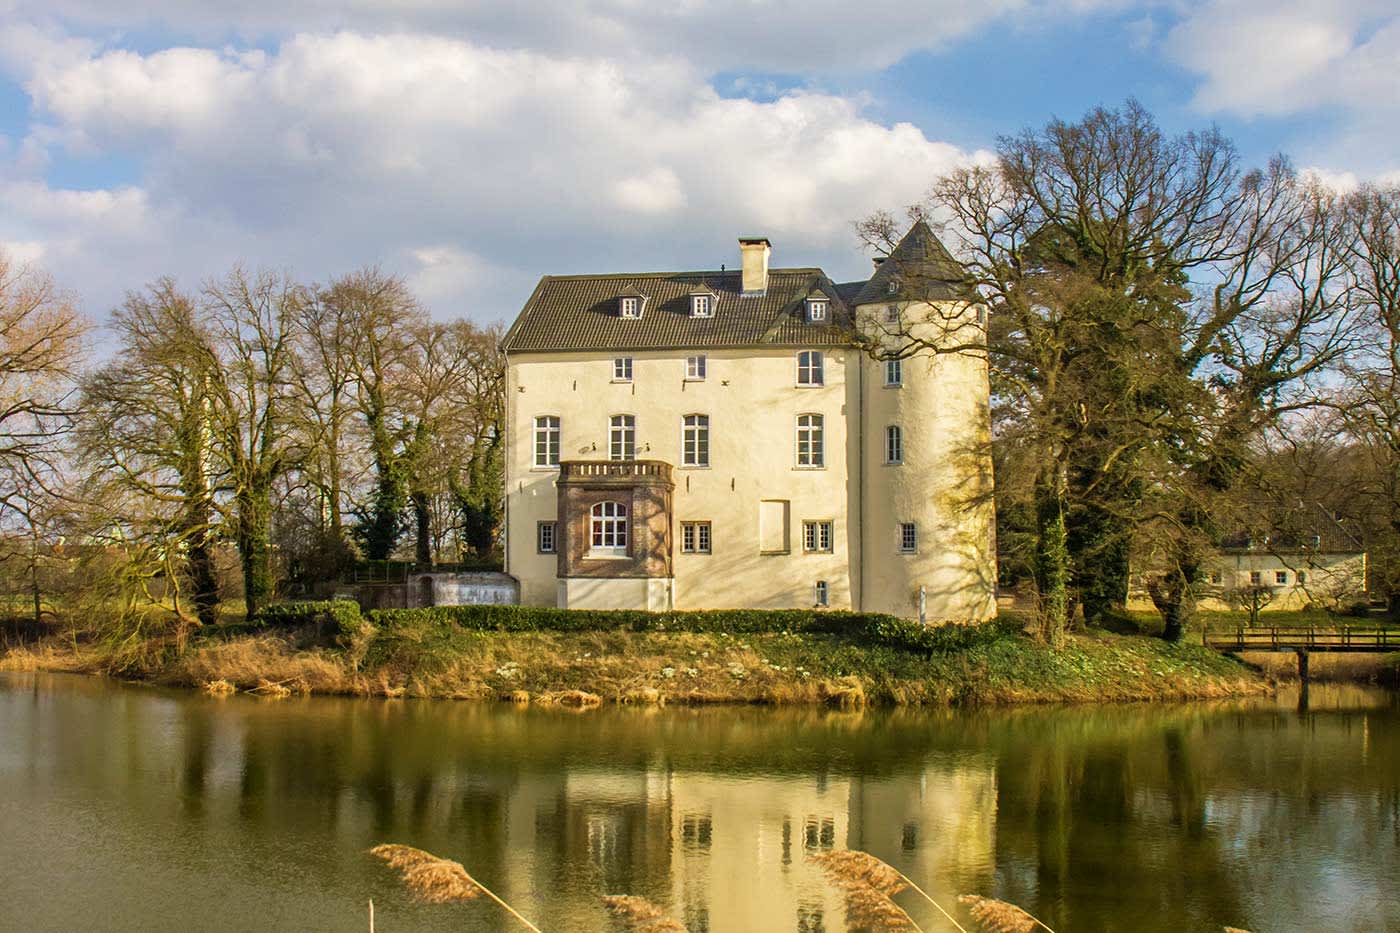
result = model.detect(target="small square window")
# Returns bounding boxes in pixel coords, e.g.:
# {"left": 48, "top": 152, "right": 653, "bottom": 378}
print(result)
{"left": 613, "top": 357, "right": 633, "bottom": 382}
{"left": 814, "top": 580, "right": 829, "bottom": 607}
{"left": 537, "top": 521, "right": 556, "bottom": 554}
{"left": 1249, "top": 571, "right": 1262, "bottom": 585}
{"left": 1275, "top": 570, "right": 1288, "bottom": 585}
{"left": 681, "top": 521, "right": 711, "bottom": 554}
{"left": 899, "top": 522, "right": 917, "bottom": 554}
{"left": 686, "top": 355, "right": 707, "bottom": 380}
{"left": 803, "top": 520, "right": 833, "bottom": 553}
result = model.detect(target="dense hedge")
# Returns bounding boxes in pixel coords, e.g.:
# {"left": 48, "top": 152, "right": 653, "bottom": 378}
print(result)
{"left": 252, "top": 600, "right": 364, "bottom": 639}
{"left": 360, "top": 605, "right": 1011, "bottom": 656}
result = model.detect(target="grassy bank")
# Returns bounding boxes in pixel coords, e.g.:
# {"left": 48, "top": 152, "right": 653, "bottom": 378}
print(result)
{"left": 0, "top": 604, "right": 1271, "bottom": 706}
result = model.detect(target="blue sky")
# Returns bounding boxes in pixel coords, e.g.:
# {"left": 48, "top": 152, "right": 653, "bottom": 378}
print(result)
{"left": 0, "top": 1, "right": 1396, "bottom": 324}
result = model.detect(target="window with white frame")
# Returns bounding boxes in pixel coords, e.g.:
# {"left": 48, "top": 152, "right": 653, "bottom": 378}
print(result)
{"left": 803, "top": 520, "right": 833, "bottom": 553}
{"left": 796, "top": 351, "right": 824, "bottom": 386}
{"left": 534, "top": 416, "right": 560, "bottom": 467}
{"left": 590, "top": 501, "right": 628, "bottom": 554}
{"left": 681, "top": 521, "right": 711, "bottom": 554}
{"left": 885, "top": 358, "right": 902, "bottom": 387}
{"left": 899, "top": 522, "right": 917, "bottom": 553}
{"left": 806, "top": 298, "right": 828, "bottom": 323}
{"left": 885, "top": 425, "right": 903, "bottom": 464}
{"left": 691, "top": 294, "right": 713, "bottom": 318}
{"left": 686, "top": 355, "right": 707, "bottom": 380}
{"left": 609, "top": 415, "right": 636, "bottom": 461}
{"left": 814, "top": 580, "right": 829, "bottom": 607}
{"left": 796, "top": 414, "right": 824, "bottom": 467}
{"left": 613, "top": 357, "right": 633, "bottom": 382}
{"left": 619, "top": 296, "right": 642, "bottom": 318}
{"left": 682, "top": 414, "right": 709, "bottom": 467}
{"left": 537, "top": 521, "right": 556, "bottom": 554}
{"left": 887, "top": 280, "right": 899, "bottom": 295}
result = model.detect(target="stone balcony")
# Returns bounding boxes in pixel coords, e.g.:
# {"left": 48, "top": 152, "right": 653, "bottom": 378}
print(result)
{"left": 558, "top": 459, "right": 674, "bottom": 486}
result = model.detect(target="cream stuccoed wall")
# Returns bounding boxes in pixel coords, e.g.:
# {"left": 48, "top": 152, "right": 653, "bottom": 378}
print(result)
{"left": 505, "top": 347, "right": 861, "bottom": 611}
{"left": 856, "top": 300, "right": 998, "bottom": 621}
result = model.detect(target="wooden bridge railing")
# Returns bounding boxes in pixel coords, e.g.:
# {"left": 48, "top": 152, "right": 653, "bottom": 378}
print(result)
{"left": 1203, "top": 626, "right": 1399, "bottom": 653}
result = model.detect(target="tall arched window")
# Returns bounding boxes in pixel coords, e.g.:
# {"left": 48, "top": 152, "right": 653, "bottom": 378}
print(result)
{"left": 796, "top": 413, "right": 824, "bottom": 468}
{"left": 590, "top": 501, "right": 629, "bottom": 554}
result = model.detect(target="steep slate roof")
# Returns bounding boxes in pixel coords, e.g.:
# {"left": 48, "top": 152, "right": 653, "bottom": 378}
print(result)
{"left": 501, "top": 223, "right": 968, "bottom": 354}
{"left": 1220, "top": 501, "right": 1365, "bottom": 554}
{"left": 502, "top": 268, "right": 858, "bottom": 353}
{"left": 853, "top": 220, "right": 968, "bottom": 306}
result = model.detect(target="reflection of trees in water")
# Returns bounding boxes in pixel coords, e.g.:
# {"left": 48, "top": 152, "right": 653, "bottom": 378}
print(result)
{"left": 8, "top": 675, "right": 1400, "bottom": 932}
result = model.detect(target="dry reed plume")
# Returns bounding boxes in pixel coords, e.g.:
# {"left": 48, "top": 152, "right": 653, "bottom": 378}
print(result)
{"left": 601, "top": 894, "right": 686, "bottom": 931}
{"left": 810, "top": 850, "right": 923, "bottom": 931}
{"left": 369, "top": 843, "right": 541, "bottom": 932}
{"left": 957, "top": 895, "right": 1056, "bottom": 933}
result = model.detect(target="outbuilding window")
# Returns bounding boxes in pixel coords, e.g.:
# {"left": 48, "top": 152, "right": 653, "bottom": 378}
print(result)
{"left": 899, "top": 522, "right": 917, "bottom": 553}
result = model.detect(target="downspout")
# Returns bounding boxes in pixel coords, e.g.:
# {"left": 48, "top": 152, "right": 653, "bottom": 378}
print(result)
{"left": 501, "top": 346, "right": 511, "bottom": 578}
{"left": 857, "top": 341, "right": 865, "bottom": 611}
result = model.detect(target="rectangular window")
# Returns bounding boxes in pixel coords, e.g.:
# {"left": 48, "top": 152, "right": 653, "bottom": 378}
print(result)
{"left": 537, "top": 521, "right": 556, "bottom": 554}
{"left": 1276, "top": 570, "right": 1288, "bottom": 585}
{"left": 681, "top": 521, "right": 712, "bottom": 554}
{"left": 884, "top": 305, "right": 900, "bottom": 324}
{"left": 1298, "top": 570, "right": 1308, "bottom": 584}
{"left": 814, "top": 580, "right": 829, "bottom": 607}
{"left": 691, "top": 294, "right": 712, "bottom": 317}
{"left": 899, "top": 522, "right": 917, "bottom": 554}
{"left": 682, "top": 414, "right": 710, "bottom": 467}
{"left": 885, "top": 425, "right": 903, "bottom": 464}
{"left": 686, "top": 355, "right": 707, "bottom": 380}
{"left": 612, "top": 357, "right": 633, "bottom": 381}
{"left": 796, "top": 414, "right": 824, "bottom": 468}
{"left": 759, "top": 499, "right": 790, "bottom": 554}
{"left": 620, "top": 297, "right": 641, "bottom": 318}
{"left": 533, "top": 415, "right": 560, "bottom": 467}
{"left": 885, "top": 358, "right": 902, "bottom": 387}
{"left": 806, "top": 299, "right": 827, "bottom": 323}
{"left": 803, "top": 521, "right": 833, "bottom": 553}
{"left": 609, "top": 414, "right": 635, "bottom": 461}
{"left": 796, "top": 351, "right": 824, "bottom": 387}
{"left": 1249, "top": 571, "right": 1262, "bottom": 585}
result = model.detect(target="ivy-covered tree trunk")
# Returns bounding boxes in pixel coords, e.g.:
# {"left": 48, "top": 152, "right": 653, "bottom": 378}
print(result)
{"left": 1150, "top": 534, "right": 1203, "bottom": 643}
{"left": 235, "top": 472, "right": 275, "bottom": 619}
{"left": 177, "top": 401, "right": 220, "bottom": 627}
{"left": 1033, "top": 465, "right": 1071, "bottom": 646}
{"left": 356, "top": 399, "right": 408, "bottom": 561}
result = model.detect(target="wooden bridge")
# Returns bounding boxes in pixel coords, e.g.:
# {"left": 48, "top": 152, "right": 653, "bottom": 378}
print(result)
{"left": 1203, "top": 626, "right": 1400, "bottom": 653}
{"left": 1204, "top": 625, "right": 1398, "bottom": 686}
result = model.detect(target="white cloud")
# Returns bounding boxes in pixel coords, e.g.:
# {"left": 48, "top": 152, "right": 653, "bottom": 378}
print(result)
{"left": 3, "top": 30, "right": 986, "bottom": 319}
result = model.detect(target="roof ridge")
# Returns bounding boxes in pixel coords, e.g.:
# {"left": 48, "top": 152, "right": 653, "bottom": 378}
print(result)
{"left": 535, "top": 268, "right": 825, "bottom": 282}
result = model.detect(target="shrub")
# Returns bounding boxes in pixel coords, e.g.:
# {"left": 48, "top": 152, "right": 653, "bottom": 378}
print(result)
{"left": 360, "top": 605, "right": 1011, "bottom": 656}
{"left": 252, "top": 600, "right": 363, "bottom": 640}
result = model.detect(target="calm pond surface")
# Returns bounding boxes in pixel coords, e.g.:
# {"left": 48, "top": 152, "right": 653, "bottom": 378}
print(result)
{"left": 1, "top": 674, "right": 1397, "bottom": 932}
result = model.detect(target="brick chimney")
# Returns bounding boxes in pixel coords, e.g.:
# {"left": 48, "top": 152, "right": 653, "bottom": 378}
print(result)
{"left": 738, "top": 236, "right": 771, "bottom": 296}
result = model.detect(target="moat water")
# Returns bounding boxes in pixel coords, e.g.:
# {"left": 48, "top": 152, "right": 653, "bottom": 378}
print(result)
{"left": 1, "top": 673, "right": 1396, "bottom": 932}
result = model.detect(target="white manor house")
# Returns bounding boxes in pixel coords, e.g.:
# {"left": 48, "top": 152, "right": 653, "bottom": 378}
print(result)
{"left": 500, "top": 223, "right": 996, "bottom": 621}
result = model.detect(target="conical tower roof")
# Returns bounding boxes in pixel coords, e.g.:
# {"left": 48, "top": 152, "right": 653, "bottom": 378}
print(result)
{"left": 853, "top": 220, "right": 967, "bottom": 305}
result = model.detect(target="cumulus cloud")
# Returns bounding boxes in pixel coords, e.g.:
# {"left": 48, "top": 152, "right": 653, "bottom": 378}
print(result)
{"left": 2, "top": 29, "right": 985, "bottom": 319}
{"left": 3, "top": 0, "right": 1115, "bottom": 75}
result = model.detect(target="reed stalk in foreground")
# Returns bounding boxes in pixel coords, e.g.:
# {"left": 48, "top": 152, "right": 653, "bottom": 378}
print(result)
{"left": 601, "top": 894, "right": 687, "bottom": 932}
{"left": 369, "top": 843, "right": 541, "bottom": 933}
{"left": 957, "top": 895, "right": 1057, "bottom": 933}
{"left": 810, "top": 849, "right": 940, "bottom": 931}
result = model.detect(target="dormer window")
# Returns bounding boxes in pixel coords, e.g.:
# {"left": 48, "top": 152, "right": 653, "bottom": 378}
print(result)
{"left": 886, "top": 280, "right": 899, "bottom": 295}
{"left": 806, "top": 299, "right": 828, "bottom": 323}
{"left": 691, "top": 294, "right": 714, "bottom": 318}
{"left": 619, "top": 296, "right": 642, "bottom": 318}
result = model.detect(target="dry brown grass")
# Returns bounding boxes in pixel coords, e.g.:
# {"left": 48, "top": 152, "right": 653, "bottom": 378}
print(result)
{"left": 201, "top": 678, "right": 236, "bottom": 696}
{"left": 503, "top": 689, "right": 531, "bottom": 704}
{"left": 535, "top": 689, "right": 602, "bottom": 708}
{"left": 370, "top": 843, "right": 541, "bottom": 932}
{"left": 0, "top": 644, "right": 93, "bottom": 673}
{"left": 601, "top": 895, "right": 686, "bottom": 932}
{"left": 958, "top": 895, "right": 1055, "bottom": 933}
{"left": 171, "top": 636, "right": 348, "bottom": 694}
{"left": 819, "top": 675, "right": 867, "bottom": 709}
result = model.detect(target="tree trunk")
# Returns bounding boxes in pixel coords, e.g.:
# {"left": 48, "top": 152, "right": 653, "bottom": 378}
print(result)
{"left": 236, "top": 474, "right": 275, "bottom": 619}
{"left": 412, "top": 490, "right": 431, "bottom": 568}
{"left": 1033, "top": 468, "right": 1071, "bottom": 647}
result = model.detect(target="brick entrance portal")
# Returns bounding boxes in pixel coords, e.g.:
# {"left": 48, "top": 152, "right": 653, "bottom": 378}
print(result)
{"left": 556, "top": 461, "right": 674, "bottom": 604}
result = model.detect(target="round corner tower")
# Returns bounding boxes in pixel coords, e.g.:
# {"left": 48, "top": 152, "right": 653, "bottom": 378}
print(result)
{"left": 854, "top": 222, "right": 997, "bottom": 622}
